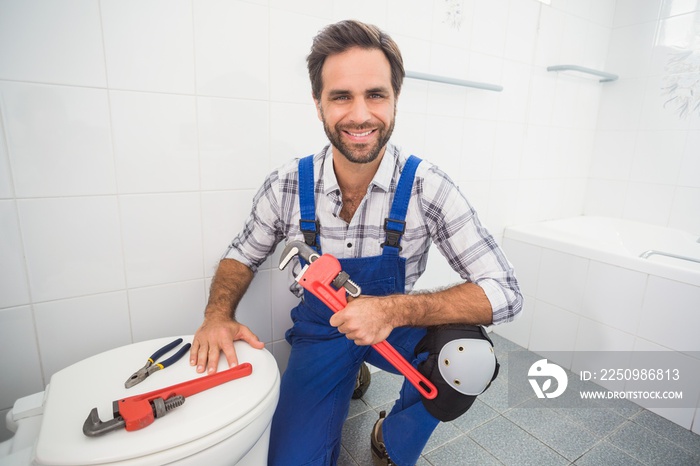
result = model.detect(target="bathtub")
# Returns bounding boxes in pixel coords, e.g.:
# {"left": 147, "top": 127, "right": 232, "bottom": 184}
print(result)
{"left": 504, "top": 216, "right": 700, "bottom": 287}
{"left": 497, "top": 216, "right": 700, "bottom": 430}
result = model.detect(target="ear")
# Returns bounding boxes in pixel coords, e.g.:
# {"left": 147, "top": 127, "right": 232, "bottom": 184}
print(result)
{"left": 314, "top": 96, "right": 323, "bottom": 121}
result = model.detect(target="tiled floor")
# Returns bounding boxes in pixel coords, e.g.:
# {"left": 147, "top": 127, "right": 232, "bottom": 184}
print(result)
{"left": 339, "top": 334, "right": 700, "bottom": 466}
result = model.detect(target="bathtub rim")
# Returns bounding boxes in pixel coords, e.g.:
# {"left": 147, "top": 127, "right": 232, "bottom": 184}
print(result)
{"left": 503, "top": 216, "right": 700, "bottom": 287}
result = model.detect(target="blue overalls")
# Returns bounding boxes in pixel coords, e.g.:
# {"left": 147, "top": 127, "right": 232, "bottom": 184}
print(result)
{"left": 268, "top": 155, "right": 439, "bottom": 466}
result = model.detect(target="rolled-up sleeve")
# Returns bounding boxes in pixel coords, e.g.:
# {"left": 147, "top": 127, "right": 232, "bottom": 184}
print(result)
{"left": 224, "top": 171, "right": 285, "bottom": 272}
{"left": 421, "top": 167, "right": 523, "bottom": 325}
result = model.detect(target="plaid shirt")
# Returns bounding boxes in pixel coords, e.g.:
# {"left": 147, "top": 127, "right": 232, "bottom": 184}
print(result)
{"left": 225, "top": 143, "right": 522, "bottom": 324}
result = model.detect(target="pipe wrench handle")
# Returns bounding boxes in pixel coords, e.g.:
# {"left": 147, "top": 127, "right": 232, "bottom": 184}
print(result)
{"left": 372, "top": 340, "right": 437, "bottom": 400}
{"left": 296, "top": 254, "right": 438, "bottom": 400}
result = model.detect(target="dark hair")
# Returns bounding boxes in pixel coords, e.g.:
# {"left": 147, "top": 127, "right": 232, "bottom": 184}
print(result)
{"left": 307, "top": 20, "right": 405, "bottom": 100}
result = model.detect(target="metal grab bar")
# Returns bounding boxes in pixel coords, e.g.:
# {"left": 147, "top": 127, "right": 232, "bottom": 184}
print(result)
{"left": 639, "top": 250, "right": 700, "bottom": 265}
{"left": 546, "top": 65, "right": 619, "bottom": 82}
{"left": 405, "top": 71, "right": 503, "bottom": 92}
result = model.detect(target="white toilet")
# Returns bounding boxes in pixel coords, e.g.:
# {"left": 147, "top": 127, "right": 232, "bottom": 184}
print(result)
{"left": 0, "top": 336, "right": 280, "bottom": 465}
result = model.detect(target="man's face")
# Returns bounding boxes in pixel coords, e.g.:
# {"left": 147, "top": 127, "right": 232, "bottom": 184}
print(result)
{"left": 315, "top": 47, "right": 397, "bottom": 165}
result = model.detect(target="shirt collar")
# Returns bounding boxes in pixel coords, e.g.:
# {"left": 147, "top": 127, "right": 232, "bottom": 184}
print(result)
{"left": 321, "top": 142, "right": 398, "bottom": 195}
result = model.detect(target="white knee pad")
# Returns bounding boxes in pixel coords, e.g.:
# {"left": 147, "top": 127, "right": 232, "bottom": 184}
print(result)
{"left": 437, "top": 338, "right": 497, "bottom": 396}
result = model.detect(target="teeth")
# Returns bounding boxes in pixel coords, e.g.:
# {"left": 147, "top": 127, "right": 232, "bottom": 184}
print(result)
{"left": 348, "top": 130, "right": 373, "bottom": 137}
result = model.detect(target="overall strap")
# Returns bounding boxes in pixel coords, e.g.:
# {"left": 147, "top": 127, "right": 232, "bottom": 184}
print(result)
{"left": 382, "top": 155, "right": 422, "bottom": 256}
{"left": 298, "top": 155, "right": 320, "bottom": 251}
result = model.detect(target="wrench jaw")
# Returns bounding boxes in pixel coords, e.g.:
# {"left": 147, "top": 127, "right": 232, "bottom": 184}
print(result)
{"left": 83, "top": 407, "right": 126, "bottom": 437}
{"left": 82, "top": 396, "right": 186, "bottom": 437}
{"left": 278, "top": 240, "right": 320, "bottom": 271}
{"left": 278, "top": 240, "right": 361, "bottom": 298}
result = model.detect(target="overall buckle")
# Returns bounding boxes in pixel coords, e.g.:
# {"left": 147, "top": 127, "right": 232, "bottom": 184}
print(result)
{"left": 299, "top": 219, "right": 320, "bottom": 247}
{"left": 381, "top": 218, "right": 405, "bottom": 251}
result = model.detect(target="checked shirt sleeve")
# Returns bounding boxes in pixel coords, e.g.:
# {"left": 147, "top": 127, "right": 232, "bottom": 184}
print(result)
{"left": 223, "top": 169, "right": 287, "bottom": 273}
{"left": 420, "top": 166, "right": 523, "bottom": 325}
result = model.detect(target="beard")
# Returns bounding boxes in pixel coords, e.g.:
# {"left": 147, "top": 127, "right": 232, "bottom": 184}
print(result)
{"left": 320, "top": 108, "right": 396, "bottom": 165}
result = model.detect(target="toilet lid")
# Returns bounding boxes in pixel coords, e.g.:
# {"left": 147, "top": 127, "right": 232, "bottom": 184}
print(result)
{"left": 34, "top": 336, "right": 280, "bottom": 465}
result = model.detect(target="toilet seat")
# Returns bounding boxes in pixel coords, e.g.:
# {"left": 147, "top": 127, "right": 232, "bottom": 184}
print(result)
{"left": 32, "top": 337, "right": 279, "bottom": 465}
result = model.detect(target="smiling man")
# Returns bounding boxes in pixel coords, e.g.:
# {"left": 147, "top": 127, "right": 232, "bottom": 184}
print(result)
{"left": 190, "top": 20, "right": 522, "bottom": 466}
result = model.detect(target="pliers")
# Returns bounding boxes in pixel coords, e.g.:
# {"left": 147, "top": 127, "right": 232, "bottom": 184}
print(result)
{"left": 125, "top": 338, "right": 192, "bottom": 389}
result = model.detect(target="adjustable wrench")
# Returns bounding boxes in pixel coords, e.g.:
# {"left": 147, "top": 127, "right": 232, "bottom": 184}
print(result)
{"left": 83, "top": 363, "right": 253, "bottom": 437}
{"left": 279, "top": 241, "right": 438, "bottom": 400}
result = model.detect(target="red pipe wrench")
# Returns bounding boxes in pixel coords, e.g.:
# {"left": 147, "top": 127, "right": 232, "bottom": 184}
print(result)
{"left": 83, "top": 363, "right": 253, "bottom": 436}
{"left": 279, "top": 241, "right": 438, "bottom": 400}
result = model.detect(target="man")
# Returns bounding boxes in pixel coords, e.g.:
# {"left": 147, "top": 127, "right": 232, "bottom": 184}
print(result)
{"left": 190, "top": 20, "right": 522, "bottom": 466}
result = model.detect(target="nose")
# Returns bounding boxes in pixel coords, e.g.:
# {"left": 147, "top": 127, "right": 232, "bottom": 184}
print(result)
{"left": 347, "top": 97, "right": 371, "bottom": 124}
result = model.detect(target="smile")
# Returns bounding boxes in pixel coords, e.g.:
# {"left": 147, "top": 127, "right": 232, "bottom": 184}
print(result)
{"left": 343, "top": 129, "right": 376, "bottom": 140}
{"left": 347, "top": 130, "right": 374, "bottom": 137}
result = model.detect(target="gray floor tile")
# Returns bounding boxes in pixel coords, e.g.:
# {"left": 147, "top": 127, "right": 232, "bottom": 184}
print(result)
{"left": 573, "top": 441, "right": 645, "bottom": 466}
{"left": 422, "top": 420, "right": 464, "bottom": 454}
{"left": 451, "top": 398, "right": 500, "bottom": 433}
{"left": 341, "top": 335, "right": 700, "bottom": 466}
{"left": 361, "top": 370, "right": 402, "bottom": 409}
{"left": 490, "top": 333, "right": 527, "bottom": 358}
{"left": 504, "top": 400, "right": 598, "bottom": 461}
{"left": 424, "top": 434, "right": 504, "bottom": 466}
{"left": 600, "top": 396, "right": 645, "bottom": 420}
{"left": 338, "top": 445, "right": 359, "bottom": 466}
{"left": 477, "top": 375, "right": 511, "bottom": 413}
{"left": 608, "top": 421, "right": 699, "bottom": 466}
{"left": 553, "top": 405, "right": 627, "bottom": 437}
{"left": 630, "top": 410, "right": 700, "bottom": 460}
{"left": 341, "top": 409, "right": 378, "bottom": 466}
{"left": 347, "top": 397, "right": 372, "bottom": 419}
{"left": 468, "top": 416, "right": 569, "bottom": 466}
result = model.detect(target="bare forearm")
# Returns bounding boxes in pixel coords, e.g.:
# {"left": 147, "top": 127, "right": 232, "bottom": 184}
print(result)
{"left": 333, "top": 282, "right": 492, "bottom": 346}
{"left": 388, "top": 282, "right": 493, "bottom": 327}
{"left": 205, "top": 258, "right": 254, "bottom": 321}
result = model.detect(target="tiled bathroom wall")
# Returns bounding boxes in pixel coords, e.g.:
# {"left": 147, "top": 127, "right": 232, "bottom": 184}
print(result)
{"left": 1, "top": 0, "right": 698, "bottom": 438}
{"left": 586, "top": 0, "right": 700, "bottom": 233}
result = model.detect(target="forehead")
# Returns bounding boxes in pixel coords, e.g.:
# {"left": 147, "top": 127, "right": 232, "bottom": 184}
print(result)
{"left": 321, "top": 47, "right": 392, "bottom": 94}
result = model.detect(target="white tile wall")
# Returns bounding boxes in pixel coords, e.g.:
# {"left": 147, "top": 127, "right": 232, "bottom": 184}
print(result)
{"left": 0, "top": 0, "right": 106, "bottom": 87}
{"left": 580, "top": 261, "right": 647, "bottom": 334}
{"left": 18, "top": 197, "right": 125, "bottom": 302}
{"left": 197, "top": 97, "right": 270, "bottom": 191}
{"left": 34, "top": 292, "right": 132, "bottom": 380}
{"left": 120, "top": 193, "right": 203, "bottom": 288}
{"left": 128, "top": 280, "right": 206, "bottom": 342}
{"left": 0, "top": 201, "right": 30, "bottom": 308}
{"left": 678, "top": 131, "right": 700, "bottom": 188}
{"left": 201, "top": 190, "right": 257, "bottom": 275}
{"left": 0, "top": 306, "right": 44, "bottom": 411}
{"left": 587, "top": 2, "right": 700, "bottom": 233}
{"left": 536, "top": 249, "right": 589, "bottom": 313}
{"left": 638, "top": 276, "right": 700, "bottom": 352}
{"left": 0, "top": 82, "right": 115, "bottom": 198}
{"left": 193, "top": 0, "right": 269, "bottom": 100}
{"left": 528, "top": 299, "right": 579, "bottom": 355}
{"left": 110, "top": 92, "right": 199, "bottom": 194}
{"left": 0, "top": 127, "right": 12, "bottom": 200}
{"left": 100, "top": 0, "right": 196, "bottom": 94}
{"left": 1, "top": 0, "right": 698, "bottom": 436}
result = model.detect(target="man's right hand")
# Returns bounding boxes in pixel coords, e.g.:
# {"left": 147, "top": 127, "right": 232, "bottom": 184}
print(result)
{"left": 190, "top": 315, "right": 264, "bottom": 374}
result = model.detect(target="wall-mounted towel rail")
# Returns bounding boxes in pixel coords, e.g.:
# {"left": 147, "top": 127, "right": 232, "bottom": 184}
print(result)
{"left": 547, "top": 65, "right": 618, "bottom": 82}
{"left": 639, "top": 250, "right": 700, "bottom": 265}
{"left": 406, "top": 71, "right": 503, "bottom": 92}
